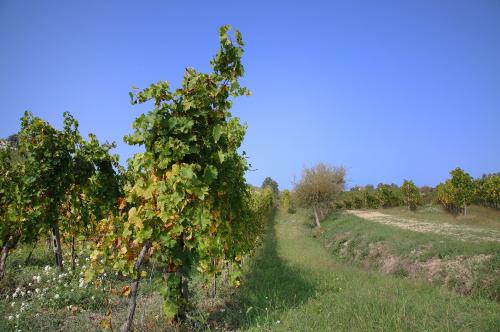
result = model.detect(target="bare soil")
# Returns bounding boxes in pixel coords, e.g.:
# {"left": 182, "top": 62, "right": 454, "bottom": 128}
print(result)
{"left": 348, "top": 210, "right": 500, "bottom": 242}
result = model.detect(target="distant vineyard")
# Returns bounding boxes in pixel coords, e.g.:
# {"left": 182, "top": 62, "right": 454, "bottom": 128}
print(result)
{"left": 333, "top": 169, "right": 499, "bottom": 215}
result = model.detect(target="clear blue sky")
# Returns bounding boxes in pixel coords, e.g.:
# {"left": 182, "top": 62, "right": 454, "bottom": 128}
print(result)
{"left": 1, "top": 0, "right": 499, "bottom": 189}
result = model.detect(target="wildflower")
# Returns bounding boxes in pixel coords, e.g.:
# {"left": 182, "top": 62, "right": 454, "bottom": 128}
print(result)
{"left": 35, "top": 288, "right": 40, "bottom": 293}
{"left": 54, "top": 294, "right": 60, "bottom": 299}
{"left": 20, "top": 291, "right": 25, "bottom": 297}
{"left": 15, "top": 314, "right": 20, "bottom": 319}
{"left": 28, "top": 283, "right": 32, "bottom": 286}
{"left": 8, "top": 315, "right": 13, "bottom": 320}
{"left": 277, "top": 320, "right": 281, "bottom": 324}
{"left": 91, "top": 296, "right": 95, "bottom": 300}
{"left": 11, "top": 302, "right": 15, "bottom": 307}
{"left": 79, "top": 278, "right": 85, "bottom": 288}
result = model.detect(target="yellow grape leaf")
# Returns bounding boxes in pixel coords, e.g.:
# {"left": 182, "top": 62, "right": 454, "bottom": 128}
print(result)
{"left": 84, "top": 269, "right": 95, "bottom": 283}
{"left": 120, "top": 285, "right": 131, "bottom": 297}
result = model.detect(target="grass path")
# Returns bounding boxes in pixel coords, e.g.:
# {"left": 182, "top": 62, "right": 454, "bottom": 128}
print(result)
{"left": 224, "top": 210, "right": 500, "bottom": 331}
{"left": 347, "top": 210, "right": 500, "bottom": 242}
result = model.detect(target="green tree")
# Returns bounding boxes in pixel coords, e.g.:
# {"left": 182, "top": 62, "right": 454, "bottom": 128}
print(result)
{"left": 60, "top": 127, "right": 121, "bottom": 270}
{"left": 475, "top": 174, "right": 500, "bottom": 209}
{"left": 88, "top": 26, "right": 261, "bottom": 331}
{"left": 18, "top": 112, "right": 78, "bottom": 269}
{"left": 262, "top": 177, "right": 279, "bottom": 197}
{"left": 293, "top": 163, "right": 345, "bottom": 228}
{"left": 280, "top": 189, "right": 291, "bottom": 213}
{"left": 450, "top": 168, "right": 474, "bottom": 216}
{"left": 0, "top": 145, "right": 24, "bottom": 279}
{"left": 376, "top": 184, "right": 403, "bottom": 208}
{"left": 401, "top": 179, "right": 421, "bottom": 211}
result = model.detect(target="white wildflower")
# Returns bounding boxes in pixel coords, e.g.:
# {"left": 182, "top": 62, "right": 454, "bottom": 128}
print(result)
{"left": 54, "top": 294, "right": 60, "bottom": 299}
{"left": 8, "top": 315, "right": 13, "bottom": 320}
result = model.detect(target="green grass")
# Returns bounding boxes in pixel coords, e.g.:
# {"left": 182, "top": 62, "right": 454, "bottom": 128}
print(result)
{"left": 317, "top": 209, "right": 500, "bottom": 301}
{"left": 2, "top": 209, "right": 499, "bottom": 331}
{"left": 381, "top": 205, "right": 500, "bottom": 231}
{"left": 0, "top": 240, "right": 237, "bottom": 331}
{"left": 320, "top": 211, "right": 499, "bottom": 259}
{"left": 221, "top": 209, "right": 500, "bottom": 331}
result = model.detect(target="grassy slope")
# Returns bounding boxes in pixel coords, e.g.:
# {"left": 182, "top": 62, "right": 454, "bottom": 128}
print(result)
{"left": 381, "top": 205, "right": 500, "bottom": 231}
{"left": 223, "top": 209, "right": 500, "bottom": 331}
{"left": 317, "top": 208, "right": 500, "bottom": 300}
{"left": 322, "top": 211, "right": 499, "bottom": 259}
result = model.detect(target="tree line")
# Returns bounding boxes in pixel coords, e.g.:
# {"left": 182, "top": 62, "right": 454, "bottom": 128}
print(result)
{"left": 277, "top": 165, "right": 498, "bottom": 228}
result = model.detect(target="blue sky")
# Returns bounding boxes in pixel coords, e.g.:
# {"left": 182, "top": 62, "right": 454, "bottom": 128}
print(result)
{"left": 1, "top": 0, "right": 499, "bottom": 189}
